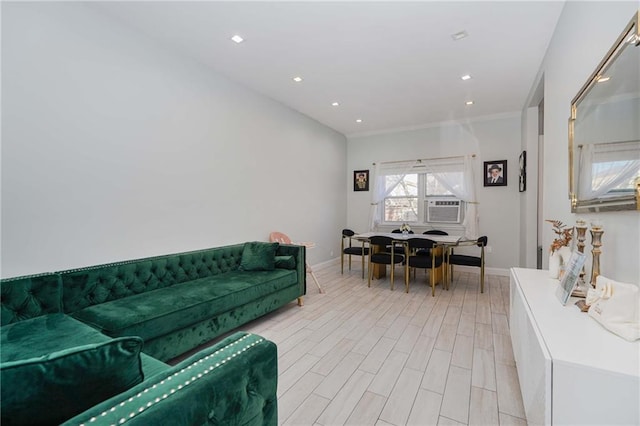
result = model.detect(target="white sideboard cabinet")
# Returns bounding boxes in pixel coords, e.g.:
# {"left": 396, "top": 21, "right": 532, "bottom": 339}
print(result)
{"left": 509, "top": 268, "right": 639, "bottom": 425}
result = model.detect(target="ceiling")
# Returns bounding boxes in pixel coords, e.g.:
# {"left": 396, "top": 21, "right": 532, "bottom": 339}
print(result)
{"left": 91, "top": 1, "right": 565, "bottom": 137}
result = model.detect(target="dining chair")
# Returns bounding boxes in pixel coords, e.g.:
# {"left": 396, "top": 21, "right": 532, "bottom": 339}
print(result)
{"left": 406, "top": 238, "right": 444, "bottom": 296}
{"left": 416, "top": 230, "right": 449, "bottom": 256}
{"left": 269, "top": 231, "right": 324, "bottom": 293}
{"left": 368, "top": 236, "right": 405, "bottom": 291}
{"left": 341, "top": 229, "right": 369, "bottom": 279}
{"left": 447, "top": 236, "right": 488, "bottom": 293}
{"left": 390, "top": 228, "right": 413, "bottom": 255}
{"left": 423, "top": 230, "right": 449, "bottom": 236}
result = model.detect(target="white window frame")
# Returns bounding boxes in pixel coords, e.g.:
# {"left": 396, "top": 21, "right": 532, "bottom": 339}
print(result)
{"left": 381, "top": 171, "right": 464, "bottom": 226}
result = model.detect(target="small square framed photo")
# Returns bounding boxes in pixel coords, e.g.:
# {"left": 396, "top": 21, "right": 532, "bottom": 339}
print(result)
{"left": 484, "top": 160, "right": 507, "bottom": 187}
{"left": 354, "top": 170, "right": 369, "bottom": 191}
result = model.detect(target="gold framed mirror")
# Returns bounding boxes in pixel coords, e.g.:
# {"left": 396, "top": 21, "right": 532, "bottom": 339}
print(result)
{"left": 569, "top": 10, "right": 640, "bottom": 213}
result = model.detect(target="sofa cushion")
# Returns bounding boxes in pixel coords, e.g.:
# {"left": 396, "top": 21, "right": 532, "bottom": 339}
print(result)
{"left": 0, "top": 336, "right": 144, "bottom": 426}
{"left": 72, "top": 269, "right": 298, "bottom": 341}
{"left": 1, "top": 314, "right": 111, "bottom": 363}
{"left": 275, "top": 255, "right": 296, "bottom": 270}
{"left": 0, "top": 313, "right": 168, "bottom": 379}
{"left": 239, "top": 242, "right": 279, "bottom": 271}
{"left": 0, "top": 273, "right": 63, "bottom": 326}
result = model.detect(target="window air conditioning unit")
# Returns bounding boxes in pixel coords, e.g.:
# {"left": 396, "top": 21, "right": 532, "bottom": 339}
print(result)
{"left": 427, "top": 199, "right": 462, "bottom": 223}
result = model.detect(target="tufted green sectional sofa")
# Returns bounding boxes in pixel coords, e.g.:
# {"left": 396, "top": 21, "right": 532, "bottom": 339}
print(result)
{"left": 1, "top": 242, "right": 306, "bottom": 425}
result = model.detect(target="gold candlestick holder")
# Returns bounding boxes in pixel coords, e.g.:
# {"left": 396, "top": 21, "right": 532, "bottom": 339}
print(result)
{"left": 590, "top": 225, "right": 604, "bottom": 288}
{"left": 573, "top": 221, "right": 589, "bottom": 296}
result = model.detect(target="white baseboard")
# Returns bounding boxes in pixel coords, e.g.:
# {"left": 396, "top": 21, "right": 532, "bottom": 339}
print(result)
{"left": 452, "top": 265, "right": 510, "bottom": 277}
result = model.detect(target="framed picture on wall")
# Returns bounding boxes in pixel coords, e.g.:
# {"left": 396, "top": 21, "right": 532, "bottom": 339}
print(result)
{"left": 354, "top": 170, "right": 369, "bottom": 191}
{"left": 519, "top": 151, "right": 527, "bottom": 192}
{"left": 483, "top": 160, "right": 507, "bottom": 187}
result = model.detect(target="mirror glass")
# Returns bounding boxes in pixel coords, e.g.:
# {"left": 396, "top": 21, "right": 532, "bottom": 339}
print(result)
{"left": 570, "top": 11, "right": 640, "bottom": 213}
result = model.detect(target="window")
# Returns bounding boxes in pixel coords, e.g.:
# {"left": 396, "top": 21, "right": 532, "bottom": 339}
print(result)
{"left": 591, "top": 160, "right": 639, "bottom": 196}
{"left": 578, "top": 141, "right": 640, "bottom": 200}
{"left": 383, "top": 174, "right": 418, "bottom": 222}
{"left": 382, "top": 172, "right": 462, "bottom": 224}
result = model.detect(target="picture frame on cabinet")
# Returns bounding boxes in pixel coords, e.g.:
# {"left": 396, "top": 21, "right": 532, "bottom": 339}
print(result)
{"left": 556, "top": 250, "right": 587, "bottom": 305}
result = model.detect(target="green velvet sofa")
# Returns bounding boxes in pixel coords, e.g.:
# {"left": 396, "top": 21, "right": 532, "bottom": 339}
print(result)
{"left": 1, "top": 242, "right": 306, "bottom": 425}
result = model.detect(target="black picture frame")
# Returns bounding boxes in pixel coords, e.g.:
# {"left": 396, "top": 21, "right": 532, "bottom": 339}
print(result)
{"left": 484, "top": 160, "right": 507, "bottom": 187}
{"left": 354, "top": 170, "right": 369, "bottom": 191}
{"left": 519, "top": 151, "right": 527, "bottom": 192}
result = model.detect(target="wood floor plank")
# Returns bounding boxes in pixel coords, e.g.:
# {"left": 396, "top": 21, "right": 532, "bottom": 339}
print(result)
{"left": 495, "top": 363, "right": 526, "bottom": 419}
{"left": 360, "top": 336, "right": 398, "bottom": 374}
{"left": 492, "top": 312, "right": 510, "bottom": 336}
{"left": 278, "top": 353, "right": 322, "bottom": 397}
{"left": 434, "top": 323, "right": 458, "bottom": 352}
{"left": 405, "top": 335, "right": 436, "bottom": 372}
{"left": 368, "top": 350, "right": 409, "bottom": 397}
{"left": 499, "top": 412, "right": 528, "bottom": 425}
{"left": 407, "top": 388, "right": 442, "bottom": 426}
{"left": 420, "top": 349, "right": 452, "bottom": 394}
{"left": 344, "top": 391, "right": 387, "bottom": 426}
{"left": 457, "top": 312, "right": 476, "bottom": 337}
{"left": 383, "top": 314, "right": 412, "bottom": 340}
{"left": 314, "top": 351, "right": 365, "bottom": 399}
{"left": 471, "top": 348, "right": 497, "bottom": 391}
{"left": 451, "top": 334, "right": 474, "bottom": 369}
{"left": 279, "top": 371, "right": 326, "bottom": 423}
{"left": 379, "top": 367, "right": 424, "bottom": 426}
{"left": 394, "top": 323, "right": 422, "bottom": 354}
{"left": 311, "top": 337, "right": 357, "bottom": 376}
{"left": 316, "top": 369, "right": 375, "bottom": 426}
{"left": 351, "top": 325, "right": 387, "bottom": 356}
{"left": 468, "top": 386, "right": 499, "bottom": 426}
{"left": 493, "top": 332, "right": 516, "bottom": 367}
{"left": 283, "top": 393, "right": 331, "bottom": 426}
{"left": 440, "top": 365, "right": 472, "bottom": 424}
{"left": 474, "top": 322, "right": 493, "bottom": 351}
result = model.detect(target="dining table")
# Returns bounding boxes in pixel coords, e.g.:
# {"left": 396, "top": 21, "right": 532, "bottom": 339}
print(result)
{"left": 353, "top": 232, "right": 462, "bottom": 284}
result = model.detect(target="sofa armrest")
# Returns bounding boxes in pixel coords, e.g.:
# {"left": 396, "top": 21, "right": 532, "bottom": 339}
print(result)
{"left": 62, "top": 332, "right": 277, "bottom": 426}
{"left": 276, "top": 244, "right": 306, "bottom": 296}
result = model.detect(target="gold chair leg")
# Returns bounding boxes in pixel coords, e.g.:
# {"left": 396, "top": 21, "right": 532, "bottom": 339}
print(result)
{"left": 341, "top": 251, "right": 344, "bottom": 274}
{"left": 405, "top": 264, "right": 410, "bottom": 293}
{"left": 431, "top": 271, "right": 436, "bottom": 297}
{"left": 349, "top": 254, "right": 352, "bottom": 271}
{"left": 361, "top": 254, "right": 365, "bottom": 279}
{"left": 480, "top": 265, "right": 485, "bottom": 293}
{"left": 390, "top": 264, "right": 395, "bottom": 291}
{"left": 368, "top": 258, "right": 373, "bottom": 288}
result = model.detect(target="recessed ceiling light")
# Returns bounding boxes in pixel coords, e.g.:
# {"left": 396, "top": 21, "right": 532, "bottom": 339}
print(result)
{"left": 332, "top": 102, "right": 340, "bottom": 107}
{"left": 356, "top": 119, "right": 363, "bottom": 123}
{"left": 292, "top": 76, "right": 303, "bottom": 83}
{"left": 451, "top": 30, "right": 468, "bottom": 41}
{"left": 461, "top": 74, "right": 472, "bottom": 81}
{"left": 597, "top": 76, "right": 610, "bottom": 83}
{"left": 465, "top": 101, "right": 474, "bottom": 106}
{"left": 231, "top": 35, "right": 244, "bottom": 44}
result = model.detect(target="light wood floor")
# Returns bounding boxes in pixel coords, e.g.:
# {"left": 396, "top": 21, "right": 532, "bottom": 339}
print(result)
{"left": 240, "top": 261, "right": 527, "bottom": 426}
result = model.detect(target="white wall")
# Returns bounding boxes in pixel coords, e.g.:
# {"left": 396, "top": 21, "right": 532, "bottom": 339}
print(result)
{"left": 1, "top": 3, "right": 347, "bottom": 277}
{"left": 347, "top": 114, "right": 522, "bottom": 270}
{"left": 526, "top": 1, "right": 639, "bottom": 283}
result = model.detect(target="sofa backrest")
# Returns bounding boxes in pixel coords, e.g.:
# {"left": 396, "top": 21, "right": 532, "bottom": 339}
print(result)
{"left": 60, "top": 244, "right": 246, "bottom": 313}
{"left": 0, "top": 273, "right": 63, "bottom": 326}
